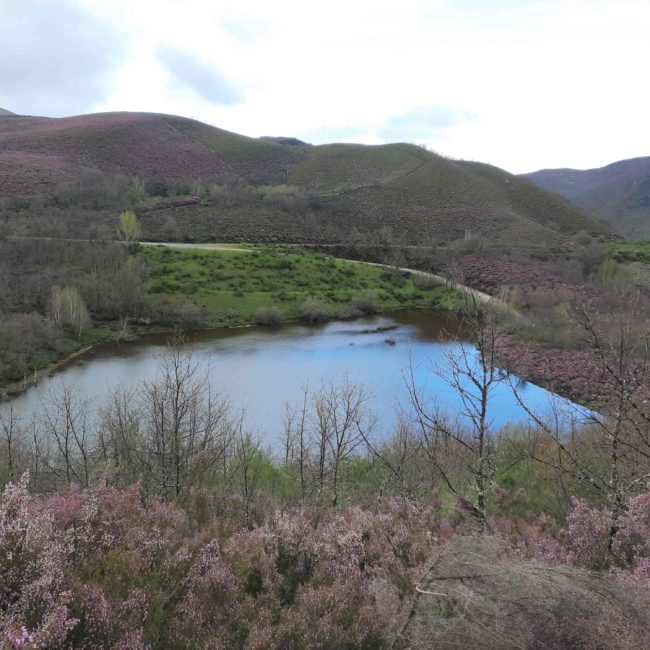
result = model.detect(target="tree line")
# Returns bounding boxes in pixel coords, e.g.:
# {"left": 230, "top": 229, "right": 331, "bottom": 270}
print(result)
{"left": 0, "top": 237, "right": 145, "bottom": 384}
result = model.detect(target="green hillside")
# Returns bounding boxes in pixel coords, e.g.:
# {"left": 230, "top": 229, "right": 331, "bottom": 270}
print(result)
{"left": 0, "top": 111, "right": 613, "bottom": 250}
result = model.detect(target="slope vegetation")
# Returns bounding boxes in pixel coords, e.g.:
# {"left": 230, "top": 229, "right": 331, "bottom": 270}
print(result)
{"left": 0, "top": 112, "right": 237, "bottom": 197}
{"left": 1, "top": 111, "right": 612, "bottom": 249}
{"left": 523, "top": 157, "right": 650, "bottom": 238}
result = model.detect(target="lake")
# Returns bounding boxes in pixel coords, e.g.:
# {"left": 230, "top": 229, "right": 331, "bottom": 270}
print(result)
{"left": 2, "top": 310, "right": 584, "bottom": 450}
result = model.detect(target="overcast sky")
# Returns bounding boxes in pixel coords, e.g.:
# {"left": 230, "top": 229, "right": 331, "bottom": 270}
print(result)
{"left": 1, "top": 0, "right": 649, "bottom": 173}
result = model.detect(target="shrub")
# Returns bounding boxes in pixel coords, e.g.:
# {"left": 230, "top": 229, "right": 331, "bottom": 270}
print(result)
{"left": 499, "top": 484, "right": 650, "bottom": 576}
{"left": 301, "top": 298, "right": 330, "bottom": 323}
{"left": 4, "top": 472, "right": 650, "bottom": 648}
{"left": 412, "top": 273, "right": 440, "bottom": 291}
{"left": 0, "top": 313, "right": 64, "bottom": 383}
{"left": 0, "top": 476, "right": 181, "bottom": 648}
{"left": 256, "top": 185, "right": 307, "bottom": 215}
{"left": 596, "top": 258, "right": 632, "bottom": 286}
{"left": 575, "top": 230, "right": 594, "bottom": 246}
{"left": 172, "top": 502, "right": 434, "bottom": 648}
{"left": 255, "top": 307, "right": 283, "bottom": 327}
{"left": 148, "top": 299, "right": 204, "bottom": 328}
{"left": 348, "top": 291, "right": 381, "bottom": 315}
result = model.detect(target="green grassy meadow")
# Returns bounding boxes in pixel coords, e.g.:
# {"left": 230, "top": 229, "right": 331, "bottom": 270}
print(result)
{"left": 607, "top": 240, "right": 650, "bottom": 264}
{"left": 139, "top": 244, "right": 457, "bottom": 326}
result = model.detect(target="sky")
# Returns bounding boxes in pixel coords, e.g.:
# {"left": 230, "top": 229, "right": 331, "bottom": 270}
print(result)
{"left": 1, "top": 0, "right": 649, "bottom": 174}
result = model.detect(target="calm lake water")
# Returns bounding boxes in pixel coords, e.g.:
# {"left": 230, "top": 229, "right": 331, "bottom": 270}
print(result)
{"left": 3, "top": 310, "right": 583, "bottom": 450}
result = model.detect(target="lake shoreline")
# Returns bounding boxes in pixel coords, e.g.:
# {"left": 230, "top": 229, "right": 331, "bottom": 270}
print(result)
{"left": 1, "top": 307, "right": 603, "bottom": 419}
{"left": 2, "top": 310, "right": 582, "bottom": 450}
{"left": 0, "top": 305, "right": 444, "bottom": 401}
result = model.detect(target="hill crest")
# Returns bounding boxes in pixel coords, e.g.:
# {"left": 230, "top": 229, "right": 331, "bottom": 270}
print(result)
{"left": 0, "top": 110, "right": 612, "bottom": 249}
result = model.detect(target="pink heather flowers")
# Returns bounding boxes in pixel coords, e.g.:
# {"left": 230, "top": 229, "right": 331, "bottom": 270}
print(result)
{"left": 2, "top": 471, "right": 650, "bottom": 648}
{"left": 0, "top": 475, "right": 437, "bottom": 648}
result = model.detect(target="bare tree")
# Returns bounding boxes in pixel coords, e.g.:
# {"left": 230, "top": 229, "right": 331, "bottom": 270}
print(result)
{"left": 38, "top": 382, "right": 94, "bottom": 487}
{"left": 281, "top": 377, "right": 378, "bottom": 505}
{"left": 359, "top": 416, "right": 425, "bottom": 500}
{"left": 0, "top": 404, "right": 25, "bottom": 484}
{"left": 311, "top": 376, "right": 377, "bottom": 506}
{"left": 232, "top": 430, "right": 261, "bottom": 529}
{"left": 97, "top": 385, "right": 140, "bottom": 484}
{"left": 137, "top": 335, "right": 238, "bottom": 500}
{"left": 282, "top": 381, "right": 310, "bottom": 500}
{"left": 407, "top": 295, "right": 506, "bottom": 529}
{"left": 47, "top": 286, "right": 92, "bottom": 335}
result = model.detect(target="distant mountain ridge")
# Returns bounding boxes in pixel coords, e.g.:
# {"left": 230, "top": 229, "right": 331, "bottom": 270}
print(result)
{"left": 0, "top": 107, "right": 16, "bottom": 116}
{"left": 0, "top": 110, "right": 612, "bottom": 248}
{"left": 522, "top": 157, "right": 650, "bottom": 238}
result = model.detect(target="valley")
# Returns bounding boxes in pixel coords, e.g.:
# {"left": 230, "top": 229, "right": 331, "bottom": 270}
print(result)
{"left": 3, "top": 107, "right": 650, "bottom": 649}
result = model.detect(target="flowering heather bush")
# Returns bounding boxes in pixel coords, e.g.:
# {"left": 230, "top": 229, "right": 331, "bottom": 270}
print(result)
{"left": 173, "top": 501, "right": 436, "bottom": 648}
{"left": 612, "top": 488, "right": 650, "bottom": 581}
{"left": 3, "top": 469, "right": 650, "bottom": 648}
{"left": 562, "top": 497, "right": 612, "bottom": 569}
{"left": 0, "top": 474, "right": 182, "bottom": 649}
{"left": 0, "top": 475, "right": 437, "bottom": 649}
{"left": 489, "top": 511, "right": 567, "bottom": 563}
{"left": 0, "top": 473, "right": 79, "bottom": 648}
{"left": 497, "top": 483, "right": 650, "bottom": 581}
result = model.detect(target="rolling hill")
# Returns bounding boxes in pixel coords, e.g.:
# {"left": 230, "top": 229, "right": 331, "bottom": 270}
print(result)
{"left": 0, "top": 111, "right": 612, "bottom": 248}
{"left": 523, "top": 157, "right": 650, "bottom": 238}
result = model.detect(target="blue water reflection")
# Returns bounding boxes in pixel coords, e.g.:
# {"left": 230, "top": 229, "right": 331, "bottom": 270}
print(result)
{"left": 3, "top": 311, "right": 591, "bottom": 449}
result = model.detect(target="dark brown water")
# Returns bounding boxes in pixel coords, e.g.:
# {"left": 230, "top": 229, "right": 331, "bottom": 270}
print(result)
{"left": 3, "top": 310, "right": 582, "bottom": 448}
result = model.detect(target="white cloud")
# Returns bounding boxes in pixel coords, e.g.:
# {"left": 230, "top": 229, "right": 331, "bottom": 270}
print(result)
{"left": 5, "top": 0, "right": 650, "bottom": 172}
{"left": 0, "top": 0, "right": 126, "bottom": 116}
{"left": 157, "top": 46, "right": 244, "bottom": 106}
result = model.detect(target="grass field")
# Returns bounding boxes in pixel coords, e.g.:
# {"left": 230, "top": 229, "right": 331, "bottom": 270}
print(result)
{"left": 139, "top": 245, "right": 457, "bottom": 326}
{"left": 607, "top": 241, "right": 650, "bottom": 264}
